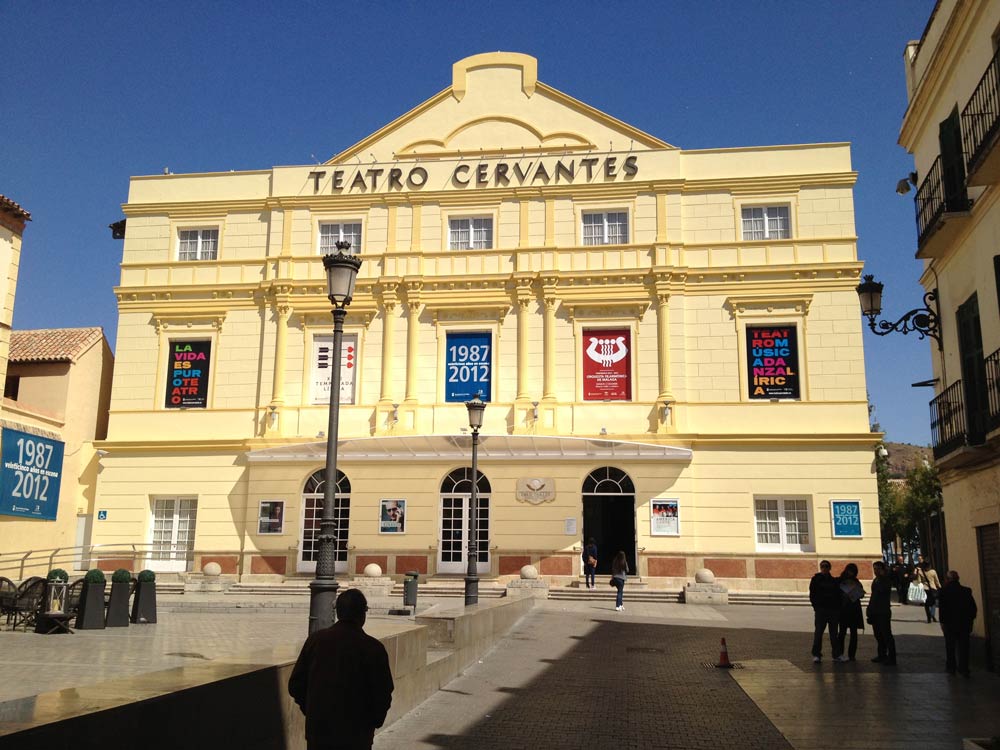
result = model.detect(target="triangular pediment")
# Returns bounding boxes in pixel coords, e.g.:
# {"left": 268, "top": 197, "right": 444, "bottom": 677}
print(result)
{"left": 326, "top": 52, "right": 673, "bottom": 164}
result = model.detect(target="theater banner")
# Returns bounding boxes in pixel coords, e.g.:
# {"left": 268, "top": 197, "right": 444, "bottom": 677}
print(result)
{"left": 165, "top": 340, "right": 211, "bottom": 408}
{"left": 311, "top": 334, "right": 358, "bottom": 405}
{"left": 0, "top": 428, "right": 65, "bottom": 521}
{"left": 445, "top": 331, "right": 492, "bottom": 402}
{"left": 746, "top": 325, "right": 799, "bottom": 399}
{"left": 583, "top": 328, "right": 631, "bottom": 400}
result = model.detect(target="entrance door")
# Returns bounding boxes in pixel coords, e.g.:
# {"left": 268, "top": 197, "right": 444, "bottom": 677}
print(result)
{"left": 977, "top": 523, "right": 1000, "bottom": 671}
{"left": 582, "top": 467, "right": 637, "bottom": 575}
{"left": 298, "top": 469, "right": 350, "bottom": 574}
{"left": 149, "top": 497, "right": 197, "bottom": 572}
{"left": 438, "top": 468, "right": 490, "bottom": 575}
{"left": 957, "top": 293, "right": 988, "bottom": 445}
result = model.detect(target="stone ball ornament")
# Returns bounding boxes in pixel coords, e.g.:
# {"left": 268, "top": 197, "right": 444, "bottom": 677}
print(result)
{"left": 694, "top": 568, "right": 716, "bottom": 584}
{"left": 520, "top": 565, "right": 539, "bottom": 580}
{"left": 202, "top": 561, "right": 222, "bottom": 577}
{"left": 363, "top": 563, "right": 383, "bottom": 577}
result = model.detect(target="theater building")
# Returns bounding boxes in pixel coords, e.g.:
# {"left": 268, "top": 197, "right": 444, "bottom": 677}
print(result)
{"left": 93, "top": 53, "right": 881, "bottom": 588}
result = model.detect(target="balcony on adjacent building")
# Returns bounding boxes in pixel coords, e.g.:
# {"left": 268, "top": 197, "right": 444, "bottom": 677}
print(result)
{"left": 915, "top": 155, "right": 972, "bottom": 260}
{"left": 931, "top": 347, "right": 1000, "bottom": 464}
{"left": 962, "top": 46, "right": 1000, "bottom": 187}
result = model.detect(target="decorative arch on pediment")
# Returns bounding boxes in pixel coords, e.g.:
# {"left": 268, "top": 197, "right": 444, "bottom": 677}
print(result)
{"left": 396, "top": 115, "right": 595, "bottom": 157}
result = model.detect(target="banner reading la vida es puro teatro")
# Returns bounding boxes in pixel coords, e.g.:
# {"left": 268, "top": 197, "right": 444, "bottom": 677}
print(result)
{"left": 0, "top": 427, "right": 65, "bottom": 521}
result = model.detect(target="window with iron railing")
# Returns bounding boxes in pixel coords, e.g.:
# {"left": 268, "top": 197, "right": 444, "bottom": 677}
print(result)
{"left": 962, "top": 45, "right": 1000, "bottom": 177}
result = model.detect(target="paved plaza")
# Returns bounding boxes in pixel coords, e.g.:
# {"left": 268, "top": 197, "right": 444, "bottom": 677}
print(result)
{"left": 1, "top": 596, "right": 998, "bottom": 748}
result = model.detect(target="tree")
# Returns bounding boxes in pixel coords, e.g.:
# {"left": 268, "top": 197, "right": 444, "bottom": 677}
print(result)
{"left": 875, "top": 445, "right": 904, "bottom": 555}
{"left": 899, "top": 461, "right": 942, "bottom": 556}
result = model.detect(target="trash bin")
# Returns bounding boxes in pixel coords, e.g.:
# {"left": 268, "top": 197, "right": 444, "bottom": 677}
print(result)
{"left": 403, "top": 571, "right": 419, "bottom": 608}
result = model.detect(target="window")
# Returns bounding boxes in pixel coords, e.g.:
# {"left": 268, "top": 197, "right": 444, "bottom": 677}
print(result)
{"left": 3, "top": 375, "right": 19, "bottom": 400}
{"left": 319, "top": 222, "right": 362, "bottom": 254}
{"left": 741, "top": 206, "right": 790, "bottom": 241}
{"left": 178, "top": 229, "right": 219, "bottom": 261}
{"left": 582, "top": 211, "right": 628, "bottom": 245}
{"left": 448, "top": 217, "right": 493, "bottom": 250}
{"left": 754, "top": 497, "right": 811, "bottom": 552}
{"left": 258, "top": 501, "right": 284, "bottom": 534}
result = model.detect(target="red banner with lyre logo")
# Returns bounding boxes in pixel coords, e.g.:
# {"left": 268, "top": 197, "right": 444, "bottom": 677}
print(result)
{"left": 582, "top": 328, "right": 631, "bottom": 400}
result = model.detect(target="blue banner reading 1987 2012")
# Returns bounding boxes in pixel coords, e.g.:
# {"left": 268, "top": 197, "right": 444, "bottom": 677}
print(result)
{"left": 0, "top": 427, "right": 65, "bottom": 521}
{"left": 445, "top": 331, "right": 492, "bottom": 402}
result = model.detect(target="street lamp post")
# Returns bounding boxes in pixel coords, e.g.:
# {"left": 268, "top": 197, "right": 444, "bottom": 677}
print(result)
{"left": 464, "top": 394, "right": 486, "bottom": 606}
{"left": 309, "top": 241, "right": 362, "bottom": 635}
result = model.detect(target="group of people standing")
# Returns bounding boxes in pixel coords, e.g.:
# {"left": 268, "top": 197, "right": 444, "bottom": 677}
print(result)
{"left": 582, "top": 538, "right": 630, "bottom": 611}
{"left": 810, "top": 558, "right": 979, "bottom": 675}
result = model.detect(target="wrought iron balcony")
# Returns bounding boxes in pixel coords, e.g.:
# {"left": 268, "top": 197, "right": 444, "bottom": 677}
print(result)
{"left": 930, "top": 379, "right": 966, "bottom": 460}
{"left": 986, "top": 347, "right": 1000, "bottom": 435}
{"left": 915, "top": 155, "right": 972, "bottom": 259}
{"left": 962, "top": 45, "right": 1000, "bottom": 186}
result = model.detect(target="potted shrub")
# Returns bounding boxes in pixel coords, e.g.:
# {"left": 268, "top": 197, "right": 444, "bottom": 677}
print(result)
{"left": 105, "top": 568, "right": 132, "bottom": 627}
{"left": 131, "top": 569, "right": 157, "bottom": 624}
{"left": 34, "top": 569, "right": 70, "bottom": 633}
{"left": 75, "top": 569, "right": 107, "bottom": 630}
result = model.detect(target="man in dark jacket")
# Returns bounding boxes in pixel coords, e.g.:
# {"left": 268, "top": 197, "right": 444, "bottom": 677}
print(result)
{"left": 938, "top": 570, "right": 978, "bottom": 676}
{"left": 289, "top": 589, "right": 394, "bottom": 749}
{"left": 867, "top": 561, "right": 896, "bottom": 666}
{"left": 809, "top": 560, "right": 843, "bottom": 662}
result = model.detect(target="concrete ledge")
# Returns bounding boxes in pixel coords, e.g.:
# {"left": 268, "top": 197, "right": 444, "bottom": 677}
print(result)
{"left": 0, "top": 595, "right": 535, "bottom": 749}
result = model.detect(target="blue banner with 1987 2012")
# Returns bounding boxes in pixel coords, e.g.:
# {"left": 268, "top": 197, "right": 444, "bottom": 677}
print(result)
{"left": 0, "top": 427, "right": 65, "bottom": 521}
{"left": 445, "top": 331, "right": 492, "bottom": 402}
{"left": 830, "top": 500, "right": 862, "bottom": 538}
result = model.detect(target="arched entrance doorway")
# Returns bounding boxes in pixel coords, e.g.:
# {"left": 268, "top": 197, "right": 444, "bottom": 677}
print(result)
{"left": 438, "top": 467, "right": 491, "bottom": 575}
{"left": 297, "top": 469, "right": 350, "bottom": 574}
{"left": 582, "top": 467, "right": 636, "bottom": 575}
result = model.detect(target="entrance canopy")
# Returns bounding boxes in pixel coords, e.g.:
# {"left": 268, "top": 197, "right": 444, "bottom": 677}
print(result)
{"left": 246, "top": 434, "right": 692, "bottom": 463}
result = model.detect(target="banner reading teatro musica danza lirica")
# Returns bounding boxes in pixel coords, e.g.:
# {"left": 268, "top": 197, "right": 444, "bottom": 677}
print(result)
{"left": 746, "top": 325, "right": 799, "bottom": 399}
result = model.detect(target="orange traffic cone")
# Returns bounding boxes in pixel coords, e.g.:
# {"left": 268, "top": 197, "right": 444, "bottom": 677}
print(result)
{"left": 716, "top": 637, "right": 734, "bottom": 668}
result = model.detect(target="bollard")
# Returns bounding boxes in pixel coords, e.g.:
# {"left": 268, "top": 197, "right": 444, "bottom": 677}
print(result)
{"left": 403, "top": 570, "right": 419, "bottom": 608}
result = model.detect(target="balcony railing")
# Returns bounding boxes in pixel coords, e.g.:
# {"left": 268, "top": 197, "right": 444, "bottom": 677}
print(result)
{"left": 986, "top": 347, "right": 1000, "bottom": 435}
{"left": 962, "top": 46, "right": 1000, "bottom": 179}
{"left": 931, "top": 379, "right": 967, "bottom": 460}
{"left": 915, "top": 155, "right": 972, "bottom": 248}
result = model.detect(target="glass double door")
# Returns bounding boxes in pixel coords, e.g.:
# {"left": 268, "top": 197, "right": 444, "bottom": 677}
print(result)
{"left": 438, "top": 493, "right": 490, "bottom": 575}
{"left": 150, "top": 497, "right": 197, "bottom": 572}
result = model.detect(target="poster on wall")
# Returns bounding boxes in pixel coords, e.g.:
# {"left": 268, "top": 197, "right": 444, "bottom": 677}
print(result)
{"left": 746, "top": 325, "right": 800, "bottom": 399}
{"left": 650, "top": 499, "right": 679, "bottom": 536}
{"left": 830, "top": 499, "right": 862, "bottom": 538}
{"left": 311, "top": 334, "right": 358, "bottom": 405}
{"left": 0, "top": 428, "right": 65, "bottom": 521}
{"left": 445, "top": 331, "right": 492, "bottom": 402}
{"left": 582, "top": 328, "right": 632, "bottom": 401}
{"left": 379, "top": 499, "right": 406, "bottom": 534}
{"left": 165, "top": 340, "right": 211, "bottom": 408}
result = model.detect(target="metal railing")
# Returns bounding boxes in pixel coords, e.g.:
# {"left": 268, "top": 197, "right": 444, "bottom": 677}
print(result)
{"left": 986, "top": 347, "right": 1000, "bottom": 435}
{"left": 962, "top": 45, "right": 1000, "bottom": 178}
{"left": 915, "top": 155, "right": 972, "bottom": 246}
{"left": 930, "top": 379, "right": 967, "bottom": 460}
{"left": 0, "top": 542, "right": 193, "bottom": 580}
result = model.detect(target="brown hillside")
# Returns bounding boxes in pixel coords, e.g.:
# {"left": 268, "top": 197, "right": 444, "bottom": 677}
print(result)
{"left": 884, "top": 442, "right": 931, "bottom": 479}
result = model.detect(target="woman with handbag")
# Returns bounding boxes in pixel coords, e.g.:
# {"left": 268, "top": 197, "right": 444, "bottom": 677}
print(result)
{"left": 582, "top": 538, "right": 598, "bottom": 590}
{"left": 611, "top": 550, "right": 629, "bottom": 612}
{"left": 916, "top": 561, "right": 942, "bottom": 623}
{"left": 836, "top": 563, "right": 865, "bottom": 661}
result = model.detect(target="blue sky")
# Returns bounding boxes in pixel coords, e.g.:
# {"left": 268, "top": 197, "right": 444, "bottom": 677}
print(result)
{"left": 1, "top": 1, "right": 936, "bottom": 443}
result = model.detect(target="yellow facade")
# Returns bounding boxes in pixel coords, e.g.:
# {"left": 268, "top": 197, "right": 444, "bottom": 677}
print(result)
{"left": 899, "top": 0, "right": 1000, "bottom": 656}
{"left": 94, "top": 53, "right": 880, "bottom": 588}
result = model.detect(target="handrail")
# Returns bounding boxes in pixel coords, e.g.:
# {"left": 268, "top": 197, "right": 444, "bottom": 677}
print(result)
{"left": 962, "top": 45, "right": 1000, "bottom": 176}
{"left": 0, "top": 542, "right": 193, "bottom": 579}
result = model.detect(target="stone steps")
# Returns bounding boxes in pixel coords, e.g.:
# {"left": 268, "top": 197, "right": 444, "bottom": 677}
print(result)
{"left": 548, "top": 587, "right": 682, "bottom": 602}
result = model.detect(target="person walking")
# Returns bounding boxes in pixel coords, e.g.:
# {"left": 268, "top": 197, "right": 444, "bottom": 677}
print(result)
{"left": 611, "top": 550, "right": 628, "bottom": 612}
{"left": 916, "top": 560, "right": 942, "bottom": 623}
{"left": 938, "top": 570, "right": 978, "bottom": 676}
{"left": 582, "top": 537, "right": 598, "bottom": 590}
{"left": 288, "top": 589, "right": 395, "bottom": 750}
{"left": 890, "top": 554, "right": 912, "bottom": 605}
{"left": 836, "top": 563, "right": 865, "bottom": 662}
{"left": 867, "top": 561, "right": 897, "bottom": 666}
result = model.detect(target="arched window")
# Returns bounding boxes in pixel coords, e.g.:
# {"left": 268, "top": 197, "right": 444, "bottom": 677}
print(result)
{"left": 438, "top": 467, "right": 491, "bottom": 574}
{"left": 582, "top": 466, "right": 635, "bottom": 495}
{"left": 298, "top": 469, "right": 351, "bottom": 573}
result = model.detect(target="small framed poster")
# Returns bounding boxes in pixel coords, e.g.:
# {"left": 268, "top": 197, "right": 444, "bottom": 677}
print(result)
{"left": 830, "top": 499, "right": 862, "bottom": 538}
{"left": 651, "top": 499, "right": 679, "bottom": 536}
{"left": 380, "top": 499, "right": 406, "bottom": 534}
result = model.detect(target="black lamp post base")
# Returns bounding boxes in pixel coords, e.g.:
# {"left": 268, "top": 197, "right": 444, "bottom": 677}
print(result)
{"left": 464, "top": 575, "right": 479, "bottom": 606}
{"left": 308, "top": 578, "right": 340, "bottom": 634}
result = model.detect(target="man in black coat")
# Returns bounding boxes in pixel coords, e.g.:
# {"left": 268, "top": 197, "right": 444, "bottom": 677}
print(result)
{"left": 890, "top": 554, "right": 912, "bottom": 605}
{"left": 809, "top": 560, "right": 843, "bottom": 662}
{"left": 938, "top": 570, "right": 978, "bottom": 676}
{"left": 289, "top": 589, "right": 394, "bottom": 749}
{"left": 867, "top": 561, "right": 896, "bottom": 666}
